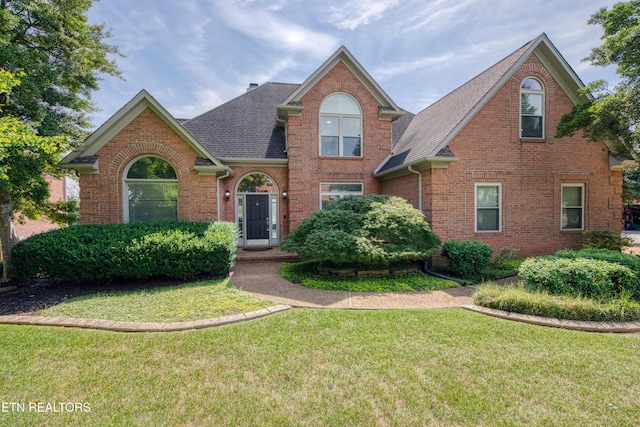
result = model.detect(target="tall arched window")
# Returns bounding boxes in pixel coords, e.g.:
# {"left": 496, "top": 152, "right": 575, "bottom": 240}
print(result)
{"left": 124, "top": 156, "right": 178, "bottom": 222}
{"left": 320, "top": 93, "right": 362, "bottom": 157}
{"left": 520, "top": 78, "right": 544, "bottom": 138}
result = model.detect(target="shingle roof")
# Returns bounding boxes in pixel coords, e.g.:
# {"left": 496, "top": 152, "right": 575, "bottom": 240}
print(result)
{"left": 376, "top": 38, "right": 535, "bottom": 174}
{"left": 183, "top": 82, "right": 299, "bottom": 159}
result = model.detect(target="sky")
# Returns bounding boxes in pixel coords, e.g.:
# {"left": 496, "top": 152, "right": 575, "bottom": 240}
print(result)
{"left": 87, "top": 0, "right": 621, "bottom": 128}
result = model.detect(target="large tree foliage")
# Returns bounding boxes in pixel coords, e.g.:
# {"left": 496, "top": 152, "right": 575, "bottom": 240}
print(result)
{"left": 556, "top": 1, "right": 640, "bottom": 156}
{"left": 0, "top": 0, "right": 120, "bottom": 280}
{"left": 281, "top": 195, "right": 441, "bottom": 267}
{"left": 0, "top": 0, "right": 121, "bottom": 140}
{"left": 0, "top": 70, "right": 68, "bottom": 280}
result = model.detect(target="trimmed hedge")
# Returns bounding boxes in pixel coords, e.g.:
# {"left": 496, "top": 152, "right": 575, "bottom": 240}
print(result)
{"left": 555, "top": 248, "right": 640, "bottom": 273}
{"left": 11, "top": 221, "right": 239, "bottom": 280}
{"left": 518, "top": 257, "right": 638, "bottom": 299}
{"left": 440, "top": 240, "right": 492, "bottom": 280}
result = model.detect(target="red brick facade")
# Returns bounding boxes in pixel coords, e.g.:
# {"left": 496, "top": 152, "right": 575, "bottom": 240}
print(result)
{"left": 286, "top": 62, "right": 390, "bottom": 228}
{"left": 384, "top": 55, "right": 622, "bottom": 258}
{"left": 70, "top": 46, "right": 622, "bottom": 257}
{"left": 79, "top": 108, "right": 218, "bottom": 224}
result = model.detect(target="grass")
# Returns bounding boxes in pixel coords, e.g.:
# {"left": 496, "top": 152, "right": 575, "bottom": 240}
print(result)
{"left": 281, "top": 260, "right": 459, "bottom": 292}
{"left": 40, "top": 278, "right": 274, "bottom": 322}
{"left": 474, "top": 282, "right": 640, "bottom": 322}
{"left": 1, "top": 309, "right": 639, "bottom": 426}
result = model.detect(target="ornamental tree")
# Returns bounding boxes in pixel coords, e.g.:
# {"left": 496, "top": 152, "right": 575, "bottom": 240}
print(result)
{"left": 281, "top": 195, "right": 441, "bottom": 267}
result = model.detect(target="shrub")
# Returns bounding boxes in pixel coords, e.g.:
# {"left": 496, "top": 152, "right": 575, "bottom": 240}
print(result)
{"left": 582, "top": 230, "right": 632, "bottom": 251}
{"left": 440, "top": 240, "right": 492, "bottom": 280}
{"left": 474, "top": 283, "right": 640, "bottom": 322}
{"left": 11, "top": 221, "right": 239, "bottom": 280}
{"left": 518, "top": 257, "right": 638, "bottom": 299}
{"left": 281, "top": 196, "right": 440, "bottom": 267}
{"left": 555, "top": 248, "right": 640, "bottom": 273}
{"left": 489, "top": 247, "right": 519, "bottom": 269}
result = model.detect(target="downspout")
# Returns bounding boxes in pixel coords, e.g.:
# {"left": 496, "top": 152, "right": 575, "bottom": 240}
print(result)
{"left": 216, "top": 168, "right": 231, "bottom": 221}
{"left": 407, "top": 165, "right": 422, "bottom": 211}
{"left": 275, "top": 115, "right": 288, "bottom": 155}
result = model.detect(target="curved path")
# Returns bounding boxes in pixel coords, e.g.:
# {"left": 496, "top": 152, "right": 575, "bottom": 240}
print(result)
{"left": 230, "top": 261, "right": 475, "bottom": 309}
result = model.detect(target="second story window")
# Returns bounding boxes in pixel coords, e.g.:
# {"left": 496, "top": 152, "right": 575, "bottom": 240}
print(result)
{"left": 320, "top": 93, "right": 362, "bottom": 157}
{"left": 520, "top": 77, "right": 544, "bottom": 138}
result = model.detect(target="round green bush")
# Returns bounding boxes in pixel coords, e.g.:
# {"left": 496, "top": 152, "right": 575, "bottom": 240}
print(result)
{"left": 440, "top": 240, "right": 492, "bottom": 280}
{"left": 555, "top": 248, "right": 640, "bottom": 273}
{"left": 281, "top": 195, "right": 440, "bottom": 266}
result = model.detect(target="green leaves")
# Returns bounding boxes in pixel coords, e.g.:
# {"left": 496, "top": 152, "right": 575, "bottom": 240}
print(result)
{"left": 440, "top": 240, "right": 492, "bottom": 280}
{"left": 556, "top": 2, "right": 640, "bottom": 156}
{"left": 281, "top": 195, "right": 441, "bottom": 267}
{"left": 11, "top": 221, "right": 240, "bottom": 280}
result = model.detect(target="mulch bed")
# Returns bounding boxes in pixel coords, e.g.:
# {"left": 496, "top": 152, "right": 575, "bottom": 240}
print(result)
{"left": 0, "top": 273, "right": 226, "bottom": 316}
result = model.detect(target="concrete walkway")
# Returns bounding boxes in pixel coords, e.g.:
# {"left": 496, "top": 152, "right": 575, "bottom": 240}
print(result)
{"left": 230, "top": 261, "right": 475, "bottom": 309}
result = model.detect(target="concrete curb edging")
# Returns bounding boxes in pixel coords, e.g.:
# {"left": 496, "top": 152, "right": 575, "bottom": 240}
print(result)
{"left": 0, "top": 304, "right": 291, "bottom": 332}
{"left": 462, "top": 305, "right": 640, "bottom": 333}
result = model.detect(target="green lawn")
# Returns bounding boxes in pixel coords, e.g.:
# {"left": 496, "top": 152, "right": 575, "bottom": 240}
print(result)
{"left": 40, "top": 278, "right": 274, "bottom": 322}
{"left": 1, "top": 309, "right": 639, "bottom": 426}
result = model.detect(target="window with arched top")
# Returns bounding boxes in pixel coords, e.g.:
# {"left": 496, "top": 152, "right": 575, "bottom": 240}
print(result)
{"left": 520, "top": 77, "right": 544, "bottom": 138}
{"left": 319, "top": 93, "right": 362, "bottom": 157}
{"left": 124, "top": 156, "right": 178, "bottom": 222}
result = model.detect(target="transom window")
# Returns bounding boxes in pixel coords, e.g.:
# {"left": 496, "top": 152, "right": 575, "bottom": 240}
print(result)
{"left": 320, "top": 183, "right": 363, "bottom": 209}
{"left": 561, "top": 184, "right": 584, "bottom": 230}
{"left": 320, "top": 93, "right": 362, "bottom": 157}
{"left": 520, "top": 77, "right": 544, "bottom": 138}
{"left": 475, "top": 184, "right": 501, "bottom": 232}
{"left": 124, "top": 156, "right": 178, "bottom": 222}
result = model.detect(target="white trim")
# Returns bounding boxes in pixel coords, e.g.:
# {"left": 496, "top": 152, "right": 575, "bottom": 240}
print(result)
{"left": 123, "top": 155, "right": 178, "bottom": 223}
{"left": 319, "top": 182, "right": 364, "bottom": 209}
{"left": 235, "top": 172, "right": 280, "bottom": 246}
{"left": 520, "top": 77, "right": 545, "bottom": 139}
{"left": 319, "top": 93, "right": 363, "bottom": 158}
{"left": 561, "top": 184, "right": 585, "bottom": 231}
{"left": 475, "top": 183, "right": 502, "bottom": 233}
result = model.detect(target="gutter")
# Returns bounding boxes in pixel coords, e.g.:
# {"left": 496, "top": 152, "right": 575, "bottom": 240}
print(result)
{"left": 407, "top": 165, "right": 422, "bottom": 210}
{"left": 216, "top": 168, "right": 231, "bottom": 221}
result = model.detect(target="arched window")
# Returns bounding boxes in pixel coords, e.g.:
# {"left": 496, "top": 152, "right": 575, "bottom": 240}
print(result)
{"left": 319, "top": 93, "right": 362, "bottom": 157}
{"left": 124, "top": 156, "right": 178, "bottom": 222}
{"left": 520, "top": 78, "right": 544, "bottom": 138}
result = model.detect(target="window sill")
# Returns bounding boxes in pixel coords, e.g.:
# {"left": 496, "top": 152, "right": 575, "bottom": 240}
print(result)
{"left": 319, "top": 156, "right": 364, "bottom": 159}
{"left": 519, "top": 137, "right": 546, "bottom": 143}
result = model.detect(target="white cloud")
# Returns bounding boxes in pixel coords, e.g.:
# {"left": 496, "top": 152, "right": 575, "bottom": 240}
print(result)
{"left": 327, "top": 0, "right": 400, "bottom": 30}
{"left": 212, "top": 0, "right": 338, "bottom": 58}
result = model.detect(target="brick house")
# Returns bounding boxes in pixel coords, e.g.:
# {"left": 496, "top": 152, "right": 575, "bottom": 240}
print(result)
{"left": 59, "top": 34, "right": 626, "bottom": 257}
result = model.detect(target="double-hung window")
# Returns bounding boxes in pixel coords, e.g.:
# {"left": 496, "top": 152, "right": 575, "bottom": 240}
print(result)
{"left": 320, "top": 93, "right": 362, "bottom": 157}
{"left": 521, "top": 78, "right": 544, "bottom": 138}
{"left": 476, "top": 184, "right": 501, "bottom": 232}
{"left": 561, "top": 184, "right": 584, "bottom": 230}
{"left": 320, "top": 183, "right": 363, "bottom": 209}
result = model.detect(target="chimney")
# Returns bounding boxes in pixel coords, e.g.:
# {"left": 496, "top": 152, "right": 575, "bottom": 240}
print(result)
{"left": 247, "top": 83, "right": 259, "bottom": 92}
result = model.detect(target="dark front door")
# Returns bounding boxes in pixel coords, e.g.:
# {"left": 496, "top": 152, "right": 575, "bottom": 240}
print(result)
{"left": 246, "top": 195, "right": 270, "bottom": 240}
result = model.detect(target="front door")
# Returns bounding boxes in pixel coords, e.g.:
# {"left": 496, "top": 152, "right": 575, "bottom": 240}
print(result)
{"left": 246, "top": 194, "right": 270, "bottom": 244}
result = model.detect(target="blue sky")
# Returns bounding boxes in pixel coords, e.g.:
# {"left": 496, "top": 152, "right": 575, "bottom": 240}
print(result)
{"left": 87, "top": 0, "right": 620, "bottom": 127}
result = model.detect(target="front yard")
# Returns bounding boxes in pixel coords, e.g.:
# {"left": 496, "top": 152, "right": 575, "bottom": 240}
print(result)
{"left": 1, "top": 309, "right": 639, "bottom": 426}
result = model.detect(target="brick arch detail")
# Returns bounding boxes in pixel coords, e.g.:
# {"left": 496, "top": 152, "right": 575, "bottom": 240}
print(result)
{"left": 108, "top": 142, "right": 191, "bottom": 180}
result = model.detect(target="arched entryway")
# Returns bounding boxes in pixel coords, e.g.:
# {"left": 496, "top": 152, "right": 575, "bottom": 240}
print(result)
{"left": 235, "top": 173, "right": 280, "bottom": 247}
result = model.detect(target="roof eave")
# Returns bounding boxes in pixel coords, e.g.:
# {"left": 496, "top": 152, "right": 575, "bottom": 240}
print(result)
{"left": 374, "top": 157, "right": 459, "bottom": 179}
{"left": 218, "top": 157, "right": 289, "bottom": 167}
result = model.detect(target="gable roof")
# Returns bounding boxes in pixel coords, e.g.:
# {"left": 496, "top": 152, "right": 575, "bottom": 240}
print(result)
{"left": 375, "top": 33, "right": 590, "bottom": 177}
{"left": 277, "top": 46, "right": 404, "bottom": 121}
{"left": 183, "top": 82, "right": 298, "bottom": 161}
{"left": 60, "top": 90, "right": 225, "bottom": 173}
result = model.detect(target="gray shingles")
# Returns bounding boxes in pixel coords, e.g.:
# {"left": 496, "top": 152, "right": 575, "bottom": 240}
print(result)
{"left": 182, "top": 83, "right": 299, "bottom": 159}
{"left": 377, "top": 39, "right": 534, "bottom": 173}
